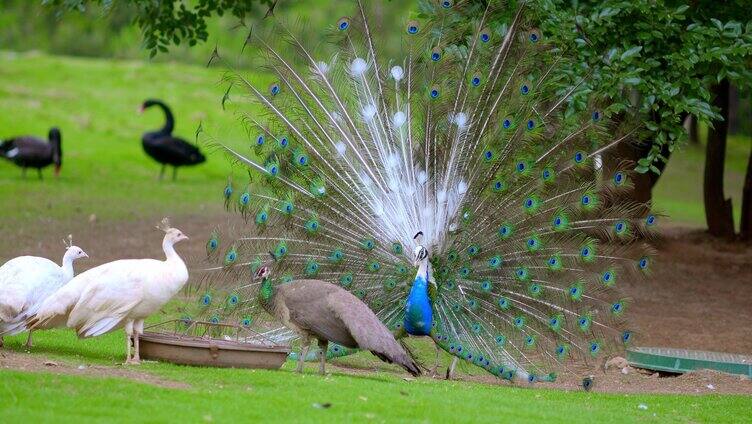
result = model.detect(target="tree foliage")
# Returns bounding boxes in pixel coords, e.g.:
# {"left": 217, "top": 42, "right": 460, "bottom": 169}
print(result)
{"left": 536, "top": 0, "right": 752, "bottom": 174}
{"left": 44, "top": 0, "right": 752, "bottom": 176}
{"left": 42, "top": 0, "right": 273, "bottom": 58}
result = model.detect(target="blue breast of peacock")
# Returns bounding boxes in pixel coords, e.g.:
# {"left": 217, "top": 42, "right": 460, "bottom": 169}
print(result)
{"left": 403, "top": 274, "right": 433, "bottom": 336}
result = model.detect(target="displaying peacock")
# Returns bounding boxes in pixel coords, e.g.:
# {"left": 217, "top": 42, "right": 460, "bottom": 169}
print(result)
{"left": 190, "top": 0, "right": 657, "bottom": 383}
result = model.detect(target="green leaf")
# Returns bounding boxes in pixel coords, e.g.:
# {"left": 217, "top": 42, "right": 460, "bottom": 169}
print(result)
{"left": 620, "top": 46, "right": 642, "bottom": 61}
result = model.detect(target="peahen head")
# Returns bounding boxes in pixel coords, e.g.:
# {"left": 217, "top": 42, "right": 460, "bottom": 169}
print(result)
{"left": 254, "top": 265, "right": 271, "bottom": 281}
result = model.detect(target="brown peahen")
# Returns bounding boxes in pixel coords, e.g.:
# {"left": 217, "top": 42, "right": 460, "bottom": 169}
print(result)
{"left": 252, "top": 263, "right": 420, "bottom": 376}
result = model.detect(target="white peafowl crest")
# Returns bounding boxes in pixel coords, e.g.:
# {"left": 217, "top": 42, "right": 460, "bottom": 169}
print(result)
{"left": 191, "top": 0, "right": 657, "bottom": 383}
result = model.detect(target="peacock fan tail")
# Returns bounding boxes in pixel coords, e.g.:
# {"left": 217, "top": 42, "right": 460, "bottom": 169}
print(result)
{"left": 191, "top": 0, "right": 658, "bottom": 383}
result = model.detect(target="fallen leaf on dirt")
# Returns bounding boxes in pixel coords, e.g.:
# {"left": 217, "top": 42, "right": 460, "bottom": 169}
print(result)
{"left": 605, "top": 356, "right": 628, "bottom": 370}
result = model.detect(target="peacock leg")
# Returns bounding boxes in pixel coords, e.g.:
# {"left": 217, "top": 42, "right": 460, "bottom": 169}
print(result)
{"left": 0, "top": 336, "right": 4, "bottom": 347}
{"left": 21, "top": 168, "right": 27, "bottom": 178}
{"left": 318, "top": 339, "right": 329, "bottom": 375}
{"left": 172, "top": 167, "right": 178, "bottom": 181}
{"left": 430, "top": 343, "right": 441, "bottom": 377}
{"left": 24, "top": 330, "right": 33, "bottom": 348}
{"left": 37, "top": 169, "right": 43, "bottom": 180}
{"left": 124, "top": 321, "right": 134, "bottom": 364}
{"left": 132, "top": 335, "right": 141, "bottom": 364}
{"left": 124, "top": 333, "right": 132, "bottom": 364}
{"left": 131, "top": 320, "right": 144, "bottom": 364}
{"left": 445, "top": 357, "right": 458, "bottom": 380}
{"left": 159, "top": 164, "right": 166, "bottom": 180}
{"left": 296, "top": 339, "right": 310, "bottom": 373}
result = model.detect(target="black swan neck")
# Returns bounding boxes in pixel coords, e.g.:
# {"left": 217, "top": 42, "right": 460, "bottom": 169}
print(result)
{"left": 49, "top": 129, "right": 62, "bottom": 166}
{"left": 154, "top": 101, "right": 175, "bottom": 134}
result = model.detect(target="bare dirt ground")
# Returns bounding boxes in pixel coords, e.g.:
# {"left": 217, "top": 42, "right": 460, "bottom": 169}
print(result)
{"left": 1, "top": 215, "right": 751, "bottom": 394}
{"left": 0, "top": 349, "right": 189, "bottom": 389}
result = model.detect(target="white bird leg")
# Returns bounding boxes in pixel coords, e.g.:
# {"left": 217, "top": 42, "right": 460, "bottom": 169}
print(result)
{"left": 446, "top": 357, "right": 458, "bottom": 380}
{"left": 132, "top": 334, "right": 141, "bottom": 365}
{"left": 318, "top": 339, "right": 329, "bottom": 375}
{"left": 132, "top": 319, "right": 144, "bottom": 364}
{"left": 24, "top": 330, "right": 33, "bottom": 348}
{"left": 124, "top": 321, "right": 134, "bottom": 364}
{"left": 297, "top": 338, "right": 310, "bottom": 373}
{"left": 125, "top": 333, "right": 132, "bottom": 364}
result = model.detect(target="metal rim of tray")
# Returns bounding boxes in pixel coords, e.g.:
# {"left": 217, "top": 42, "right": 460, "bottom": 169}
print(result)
{"left": 141, "top": 319, "right": 291, "bottom": 352}
{"left": 627, "top": 346, "right": 752, "bottom": 377}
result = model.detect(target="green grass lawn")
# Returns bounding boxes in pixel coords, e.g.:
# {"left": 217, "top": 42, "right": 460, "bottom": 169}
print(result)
{"left": 0, "top": 51, "right": 260, "bottom": 224}
{"left": 1, "top": 330, "right": 750, "bottom": 423}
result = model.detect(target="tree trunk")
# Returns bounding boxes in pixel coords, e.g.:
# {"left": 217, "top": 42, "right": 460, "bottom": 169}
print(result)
{"left": 685, "top": 115, "right": 700, "bottom": 145}
{"left": 703, "top": 79, "right": 735, "bottom": 238}
{"left": 728, "top": 85, "right": 740, "bottom": 135}
{"left": 740, "top": 139, "right": 752, "bottom": 240}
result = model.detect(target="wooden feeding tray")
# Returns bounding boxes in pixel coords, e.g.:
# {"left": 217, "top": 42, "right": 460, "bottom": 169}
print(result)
{"left": 138, "top": 320, "right": 291, "bottom": 369}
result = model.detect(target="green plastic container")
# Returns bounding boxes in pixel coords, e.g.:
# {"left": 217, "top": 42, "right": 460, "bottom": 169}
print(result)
{"left": 627, "top": 347, "right": 752, "bottom": 377}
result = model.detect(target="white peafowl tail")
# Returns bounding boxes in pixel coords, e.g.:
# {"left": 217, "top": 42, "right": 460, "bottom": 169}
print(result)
{"left": 190, "top": 0, "right": 657, "bottom": 383}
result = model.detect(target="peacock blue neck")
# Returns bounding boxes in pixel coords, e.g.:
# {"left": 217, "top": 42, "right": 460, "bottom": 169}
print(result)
{"left": 403, "top": 261, "right": 433, "bottom": 336}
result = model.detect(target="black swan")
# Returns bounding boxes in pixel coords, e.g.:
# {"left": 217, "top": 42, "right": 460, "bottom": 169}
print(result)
{"left": 0, "top": 127, "right": 62, "bottom": 179}
{"left": 139, "top": 99, "right": 206, "bottom": 180}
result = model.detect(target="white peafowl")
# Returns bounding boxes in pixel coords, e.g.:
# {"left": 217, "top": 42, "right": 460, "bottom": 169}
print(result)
{"left": 29, "top": 219, "right": 189, "bottom": 364}
{"left": 0, "top": 236, "right": 88, "bottom": 348}
{"left": 190, "top": 0, "right": 657, "bottom": 384}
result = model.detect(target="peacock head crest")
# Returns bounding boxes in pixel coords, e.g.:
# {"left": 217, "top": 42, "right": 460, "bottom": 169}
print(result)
{"left": 157, "top": 218, "right": 189, "bottom": 245}
{"left": 413, "top": 231, "right": 428, "bottom": 266}
{"left": 62, "top": 234, "right": 88, "bottom": 261}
